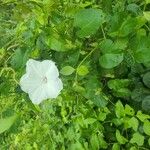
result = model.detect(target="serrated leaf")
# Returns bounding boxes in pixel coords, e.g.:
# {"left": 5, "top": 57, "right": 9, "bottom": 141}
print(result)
{"left": 98, "top": 112, "right": 107, "bottom": 121}
{"left": 136, "top": 111, "right": 150, "bottom": 122}
{"left": 108, "top": 79, "right": 131, "bottom": 97}
{"left": 108, "top": 79, "right": 130, "bottom": 89}
{"left": 116, "top": 130, "right": 128, "bottom": 144}
{"left": 128, "top": 117, "right": 139, "bottom": 131}
{"left": 130, "top": 132, "right": 144, "bottom": 146}
{"left": 84, "top": 118, "right": 97, "bottom": 125}
{"left": 125, "top": 104, "right": 135, "bottom": 116}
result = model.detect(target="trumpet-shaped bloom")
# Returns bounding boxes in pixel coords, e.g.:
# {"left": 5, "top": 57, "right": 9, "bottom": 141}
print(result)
{"left": 20, "top": 59, "right": 63, "bottom": 104}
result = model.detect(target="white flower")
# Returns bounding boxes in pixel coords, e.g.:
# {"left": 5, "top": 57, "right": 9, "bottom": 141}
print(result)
{"left": 20, "top": 59, "right": 63, "bottom": 104}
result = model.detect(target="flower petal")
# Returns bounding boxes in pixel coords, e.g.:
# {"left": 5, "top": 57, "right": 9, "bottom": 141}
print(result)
{"left": 41, "top": 60, "right": 59, "bottom": 79}
{"left": 26, "top": 59, "right": 43, "bottom": 77}
{"left": 45, "top": 78, "right": 63, "bottom": 98}
{"left": 20, "top": 73, "right": 41, "bottom": 93}
{"left": 28, "top": 85, "right": 47, "bottom": 104}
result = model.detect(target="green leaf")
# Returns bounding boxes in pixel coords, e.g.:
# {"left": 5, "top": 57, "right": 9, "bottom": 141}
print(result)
{"left": 143, "top": 11, "right": 150, "bottom": 21}
{"left": 70, "top": 142, "right": 84, "bottom": 150}
{"left": 115, "top": 101, "right": 125, "bottom": 118}
{"left": 99, "top": 53, "right": 124, "bottom": 69}
{"left": 146, "top": 0, "right": 150, "bottom": 4}
{"left": 60, "top": 66, "right": 75, "bottom": 76}
{"left": 131, "top": 87, "right": 148, "bottom": 102}
{"left": 100, "top": 39, "right": 114, "bottom": 54}
{"left": 109, "top": 17, "right": 135, "bottom": 37}
{"left": 87, "top": 92, "right": 108, "bottom": 108}
{"left": 99, "top": 136, "right": 108, "bottom": 149}
{"left": 116, "top": 130, "right": 128, "bottom": 144}
{"left": 112, "top": 143, "right": 120, "bottom": 150}
{"left": 148, "top": 138, "right": 150, "bottom": 146}
{"left": 98, "top": 112, "right": 107, "bottom": 121}
{"left": 134, "top": 48, "right": 150, "bottom": 63}
{"left": 124, "top": 104, "right": 135, "bottom": 116}
{"left": 11, "top": 48, "right": 29, "bottom": 70}
{"left": 108, "top": 79, "right": 130, "bottom": 90}
{"left": 73, "top": 84, "right": 85, "bottom": 94}
{"left": 99, "top": 39, "right": 127, "bottom": 54}
{"left": 143, "top": 120, "right": 150, "bottom": 136}
{"left": 118, "top": 17, "right": 137, "bottom": 37}
{"left": 127, "top": 4, "right": 140, "bottom": 15}
{"left": 107, "top": 79, "right": 131, "bottom": 97}
{"left": 90, "top": 134, "right": 99, "bottom": 150}
{"left": 84, "top": 118, "right": 97, "bottom": 126}
{"left": 0, "top": 115, "right": 17, "bottom": 134}
{"left": 142, "top": 96, "right": 150, "bottom": 112}
{"left": 136, "top": 111, "right": 150, "bottom": 122}
{"left": 83, "top": 76, "right": 108, "bottom": 107}
{"left": 77, "top": 65, "right": 89, "bottom": 76}
{"left": 130, "top": 132, "right": 144, "bottom": 146}
{"left": 131, "top": 35, "right": 150, "bottom": 64}
{"left": 11, "top": 49, "right": 22, "bottom": 69}
{"left": 113, "top": 118, "right": 123, "bottom": 126}
{"left": 46, "top": 36, "right": 68, "bottom": 52}
{"left": 130, "top": 146, "right": 137, "bottom": 150}
{"left": 143, "top": 72, "right": 150, "bottom": 88}
{"left": 128, "top": 117, "right": 139, "bottom": 131}
{"left": 74, "top": 8, "right": 105, "bottom": 37}
{"left": 116, "top": 88, "right": 131, "bottom": 97}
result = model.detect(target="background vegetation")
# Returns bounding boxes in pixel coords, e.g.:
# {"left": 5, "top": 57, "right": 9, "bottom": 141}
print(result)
{"left": 0, "top": 0, "right": 150, "bottom": 149}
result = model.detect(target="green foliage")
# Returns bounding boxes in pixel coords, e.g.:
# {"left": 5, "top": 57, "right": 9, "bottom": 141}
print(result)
{"left": 116, "top": 130, "right": 128, "bottom": 144}
{"left": 0, "top": 115, "right": 17, "bottom": 134}
{"left": 143, "top": 120, "right": 150, "bottom": 136}
{"left": 143, "top": 11, "right": 150, "bottom": 21}
{"left": 130, "top": 132, "right": 144, "bottom": 146}
{"left": 108, "top": 79, "right": 131, "bottom": 97}
{"left": 99, "top": 53, "right": 124, "bottom": 69}
{"left": 142, "top": 96, "right": 150, "bottom": 112}
{"left": 60, "top": 66, "right": 75, "bottom": 76}
{"left": 77, "top": 65, "right": 89, "bottom": 76}
{"left": 0, "top": 0, "right": 150, "bottom": 149}
{"left": 74, "top": 8, "right": 105, "bottom": 38}
{"left": 143, "top": 72, "right": 150, "bottom": 88}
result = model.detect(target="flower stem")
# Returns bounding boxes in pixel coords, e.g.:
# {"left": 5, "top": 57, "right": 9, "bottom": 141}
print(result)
{"left": 75, "top": 47, "right": 97, "bottom": 83}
